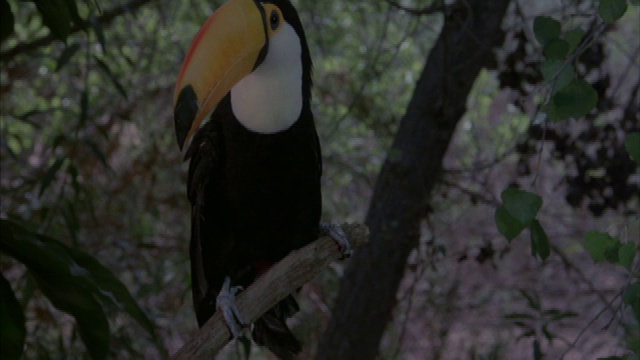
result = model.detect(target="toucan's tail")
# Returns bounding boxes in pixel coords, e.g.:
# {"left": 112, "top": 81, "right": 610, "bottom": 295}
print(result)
{"left": 252, "top": 295, "right": 301, "bottom": 360}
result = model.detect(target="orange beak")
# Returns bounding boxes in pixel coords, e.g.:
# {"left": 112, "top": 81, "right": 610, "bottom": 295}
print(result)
{"left": 173, "top": 0, "right": 268, "bottom": 151}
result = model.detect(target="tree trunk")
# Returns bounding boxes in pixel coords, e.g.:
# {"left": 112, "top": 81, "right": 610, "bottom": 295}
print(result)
{"left": 316, "top": 1, "right": 510, "bottom": 358}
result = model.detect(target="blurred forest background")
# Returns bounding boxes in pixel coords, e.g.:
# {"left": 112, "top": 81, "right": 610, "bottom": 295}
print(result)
{"left": 1, "top": 0, "right": 638, "bottom": 359}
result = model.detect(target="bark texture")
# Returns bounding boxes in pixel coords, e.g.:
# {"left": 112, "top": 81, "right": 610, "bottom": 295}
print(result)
{"left": 316, "top": 1, "right": 511, "bottom": 359}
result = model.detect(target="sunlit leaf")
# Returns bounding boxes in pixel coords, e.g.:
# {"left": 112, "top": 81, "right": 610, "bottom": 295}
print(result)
{"left": 625, "top": 132, "right": 640, "bottom": 164}
{"left": 0, "top": 273, "right": 26, "bottom": 360}
{"left": 598, "top": 0, "right": 628, "bottom": 23}
{"left": 533, "top": 16, "right": 561, "bottom": 47}
{"left": 584, "top": 231, "right": 620, "bottom": 263}
{"left": 501, "top": 188, "right": 542, "bottom": 227}
{"left": 530, "top": 219, "right": 550, "bottom": 261}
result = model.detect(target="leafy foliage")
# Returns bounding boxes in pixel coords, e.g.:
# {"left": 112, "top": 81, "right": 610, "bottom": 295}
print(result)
{"left": 495, "top": 188, "right": 549, "bottom": 260}
{"left": 0, "top": 0, "right": 637, "bottom": 358}
{"left": 0, "top": 219, "right": 158, "bottom": 359}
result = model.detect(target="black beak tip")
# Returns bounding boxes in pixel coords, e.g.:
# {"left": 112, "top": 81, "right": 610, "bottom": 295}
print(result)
{"left": 174, "top": 85, "right": 199, "bottom": 151}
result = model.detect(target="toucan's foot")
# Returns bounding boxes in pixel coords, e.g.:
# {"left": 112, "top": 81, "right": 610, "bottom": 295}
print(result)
{"left": 216, "top": 276, "right": 246, "bottom": 338}
{"left": 320, "top": 223, "right": 352, "bottom": 258}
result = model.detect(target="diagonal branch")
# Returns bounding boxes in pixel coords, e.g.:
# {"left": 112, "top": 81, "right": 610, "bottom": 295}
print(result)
{"left": 171, "top": 223, "right": 369, "bottom": 360}
{"left": 0, "top": 0, "right": 152, "bottom": 62}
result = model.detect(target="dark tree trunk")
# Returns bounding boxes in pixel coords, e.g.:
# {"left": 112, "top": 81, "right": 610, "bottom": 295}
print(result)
{"left": 316, "top": 1, "right": 510, "bottom": 358}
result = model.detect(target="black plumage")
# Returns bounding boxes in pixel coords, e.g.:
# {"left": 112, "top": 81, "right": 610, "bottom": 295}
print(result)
{"left": 180, "top": 2, "right": 318, "bottom": 357}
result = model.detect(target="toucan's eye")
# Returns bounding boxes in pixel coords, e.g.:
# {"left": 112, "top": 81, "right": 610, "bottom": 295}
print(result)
{"left": 269, "top": 10, "right": 279, "bottom": 30}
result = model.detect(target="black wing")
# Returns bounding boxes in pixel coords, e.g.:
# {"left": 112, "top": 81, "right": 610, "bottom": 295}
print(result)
{"left": 184, "top": 118, "right": 226, "bottom": 326}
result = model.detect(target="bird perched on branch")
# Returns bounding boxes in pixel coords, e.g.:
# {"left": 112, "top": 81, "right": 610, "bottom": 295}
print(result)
{"left": 173, "top": 0, "right": 349, "bottom": 358}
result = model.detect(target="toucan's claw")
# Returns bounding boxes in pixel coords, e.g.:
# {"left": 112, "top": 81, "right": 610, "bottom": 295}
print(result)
{"left": 217, "top": 276, "right": 246, "bottom": 338}
{"left": 320, "top": 223, "right": 352, "bottom": 259}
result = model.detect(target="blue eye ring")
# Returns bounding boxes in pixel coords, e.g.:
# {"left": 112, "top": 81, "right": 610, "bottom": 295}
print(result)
{"left": 269, "top": 10, "right": 279, "bottom": 30}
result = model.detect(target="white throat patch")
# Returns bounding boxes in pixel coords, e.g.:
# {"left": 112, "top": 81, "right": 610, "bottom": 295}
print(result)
{"left": 230, "top": 23, "right": 303, "bottom": 134}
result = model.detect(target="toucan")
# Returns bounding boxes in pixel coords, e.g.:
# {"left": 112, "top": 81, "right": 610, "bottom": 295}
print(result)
{"left": 173, "top": 0, "right": 348, "bottom": 358}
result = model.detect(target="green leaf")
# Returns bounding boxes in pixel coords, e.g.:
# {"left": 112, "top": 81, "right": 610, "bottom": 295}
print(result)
{"left": 504, "top": 312, "right": 536, "bottom": 320}
{"left": 520, "top": 289, "right": 541, "bottom": 311}
{"left": 0, "top": 273, "right": 26, "bottom": 360}
{"left": 39, "top": 157, "right": 66, "bottom": 197}
{"left": 495, "top": 205, "right": 526, "bottom": 241}
{"left": 564, "top": 28, "right": 585, "bottom": 53}
{"left": 543, "top": 38, "right": 569, "bottom": 59}
{"left": 79, "top": 90, "right": 89, "bottom": 126}
{"left": 530, "top": 220, "right": 550, "bottom": 261}
{"left": 94, "top": 56, "right": 127, "bottom": 99}
{"left": 584, "top": 231, "right": 620, "bottom": 263}
{"left": 619, "top": 242, "right": 637, "bottom": 271}
{"left": 501, "top": 188, "right": 543, "bottom": 226}
{"left": 625, "top": 132, "right": 640, "bottom": 164}
{"left": 0, "top": 0, "right": 15, "bottom": 43}
{"left": 534, "top": 16, "right": 561, "bottom": 47}
{"left": 533, "top": 339, "right": 543, "bottom": 360}
{"left": 33, "top": 272, "right": 110, "bottom": 360}
{"left": 547, "top": 79, "right": 598, "bottom": 121}
{"left": 627, "top": 335, "right": 640, "bottom": 355}
{"left": 623, "top": 282, "right": 640, "bottom": 324}
{"left": 90, "top": 17, "right": 107, "bottom": 51}
{"left": 543, "top": 309, "right": 578, "bottom": 321}
{"left": 33, "top": 0, "right": 72, "bottom": 41}
{"left": 55, "top": 42, "right": 81, "bottom": 72}
{"left": 65, "top": 245, "right": 157, "bottom": 339}
{"left": 84, "top": 140, "right": 111, "bottom": 170}
{"left": 63, "top": 0, "right": 82, "bottom": 24}
{"left": 238, "top": 336, "right": 252, "bottom": 360}
{"left": 598, "top": 0, "right": 628, "bottom": 23}
{"left": 631, "top": 0, "right": 640, "bottom": 6}
{"left": 540, "top": 60, "right": 575, "bottom": 93}
{"left": 0, "top": 219, "right": 157, "bottom": 347}
{"left": 541, "top": 324, "right": 555, "bottom": 341}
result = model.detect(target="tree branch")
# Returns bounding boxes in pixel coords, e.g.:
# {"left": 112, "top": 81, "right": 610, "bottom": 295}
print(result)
{"left": 0, "top": 0, "right": 152, "bottom": 63}
{"left": 171, "top": 223, "right": 369, "bottom": 360}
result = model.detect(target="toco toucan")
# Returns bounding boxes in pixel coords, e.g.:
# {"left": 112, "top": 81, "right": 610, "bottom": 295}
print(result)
{"left": 173, "top": 0, "right": 349, "bottom": 358}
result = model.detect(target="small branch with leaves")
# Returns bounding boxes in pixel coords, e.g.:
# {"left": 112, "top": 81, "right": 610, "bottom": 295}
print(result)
{"left": 171, "top": 223, "right": 369, "bottom": 360}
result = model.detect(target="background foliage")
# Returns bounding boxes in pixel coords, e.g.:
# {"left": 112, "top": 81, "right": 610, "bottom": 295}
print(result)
{"left": 0, "top": 0, "right": 638, "bottom": 359}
